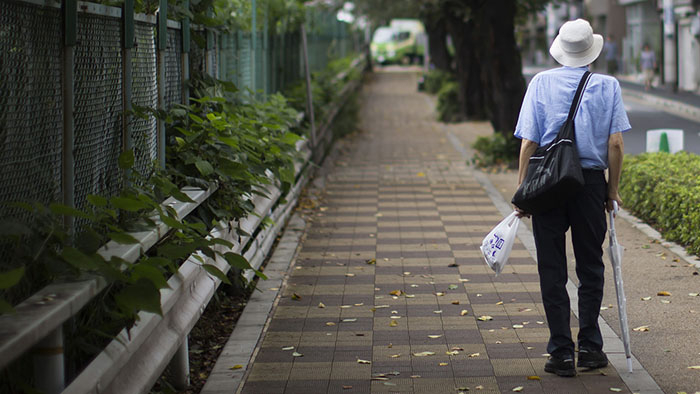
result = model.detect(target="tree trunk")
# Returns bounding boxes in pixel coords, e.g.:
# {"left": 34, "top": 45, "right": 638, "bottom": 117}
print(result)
{"left": 423, "top": 15, "right": 452, "bottom": 72}
{"left": 473, "top": 1, "right": 526, "bottom": 136}
{"left": 444, "top": 13, "right": 487, "bottom": 120}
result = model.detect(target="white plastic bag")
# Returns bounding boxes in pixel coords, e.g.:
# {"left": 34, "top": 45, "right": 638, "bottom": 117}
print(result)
{"left": 481, "top": 211, "right": 520, "bottom": 275}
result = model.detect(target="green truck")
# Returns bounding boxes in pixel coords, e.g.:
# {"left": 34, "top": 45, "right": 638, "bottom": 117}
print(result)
{"left": 371, "top": 19, "right": 426, "bottom": 65}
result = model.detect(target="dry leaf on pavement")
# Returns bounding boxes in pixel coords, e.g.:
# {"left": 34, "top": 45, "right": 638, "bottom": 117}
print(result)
{"left": 657, "top": 291, "right": 672, "bottom": 296}
{"left": 633, "top": 325, "right": 650, "bottom": 332}
{"left": 412, "top": 351, "right": 436, "bottom": 356}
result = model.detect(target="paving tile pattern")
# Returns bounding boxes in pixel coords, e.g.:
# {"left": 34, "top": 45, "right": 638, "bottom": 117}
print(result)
{"left": 239, "top": 72, "right": 631, "bottom": 393}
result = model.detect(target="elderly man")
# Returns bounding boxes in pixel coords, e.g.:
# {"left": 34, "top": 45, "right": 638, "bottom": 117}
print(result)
{"left": 513, "top": 19, "right": 631, "bottom": 377}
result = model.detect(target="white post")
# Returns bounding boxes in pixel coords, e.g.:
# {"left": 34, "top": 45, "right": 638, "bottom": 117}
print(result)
{"left": 33, "top": 328, "right": 64, "bottom": 394}
{"left": 167, "top": 338, "right": 190, "bottom": 390}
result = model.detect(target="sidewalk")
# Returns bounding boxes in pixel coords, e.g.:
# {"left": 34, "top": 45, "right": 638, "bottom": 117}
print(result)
{"left": 234, "top": 71, "right": 647, "bottom": 393}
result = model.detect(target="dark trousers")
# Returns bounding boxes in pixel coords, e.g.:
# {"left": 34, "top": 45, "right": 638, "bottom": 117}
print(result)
{"left": 531, "top": 170, "right": 607, "bottom": 358}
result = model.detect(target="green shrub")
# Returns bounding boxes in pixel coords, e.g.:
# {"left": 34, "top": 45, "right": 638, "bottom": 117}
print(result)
{"left": 471, "top": 133, "right": 520, "bottom": 168}
{"left": 436, "top": 81, "right": 463, "bottom": 123}
{"left": 423, "top": 70, "right": 455, "bottom": 95}
{"left": 620, "top": 152, "right": 700, "bottom": 255}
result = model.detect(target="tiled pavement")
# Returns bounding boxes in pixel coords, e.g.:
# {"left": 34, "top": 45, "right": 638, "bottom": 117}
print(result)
{"left": 238, "top": 72, "right": 633, "bottom": 393}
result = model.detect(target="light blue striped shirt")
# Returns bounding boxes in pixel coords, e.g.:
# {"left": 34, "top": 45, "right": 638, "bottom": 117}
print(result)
{"left": 514, "top": 66, "right": 631, "bottom": 169}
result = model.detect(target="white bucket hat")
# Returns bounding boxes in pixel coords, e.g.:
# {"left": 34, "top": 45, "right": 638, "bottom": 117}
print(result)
{"left": 549, "top": 19, "right": 604, "bottom": 67}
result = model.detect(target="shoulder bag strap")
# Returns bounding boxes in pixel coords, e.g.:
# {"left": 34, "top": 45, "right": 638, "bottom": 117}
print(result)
{"left": 567, "top": 71, "right": 592, "bottom": 121}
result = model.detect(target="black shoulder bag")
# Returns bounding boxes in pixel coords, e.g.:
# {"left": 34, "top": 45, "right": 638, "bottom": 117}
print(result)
{"left": 511, "top": 71, "right": 592, "bottom": 215}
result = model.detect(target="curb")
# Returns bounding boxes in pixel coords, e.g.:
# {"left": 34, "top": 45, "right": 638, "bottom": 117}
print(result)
{"left": 200, "top": 213, "right": 306, "bottom": 394}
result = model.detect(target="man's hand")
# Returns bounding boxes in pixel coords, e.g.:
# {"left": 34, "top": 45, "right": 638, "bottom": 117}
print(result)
{"left": 514, "top": 206, "right": 531, "bottom": 218}
{"left": 606, "top": 194, "right": 622, "bottom": 215}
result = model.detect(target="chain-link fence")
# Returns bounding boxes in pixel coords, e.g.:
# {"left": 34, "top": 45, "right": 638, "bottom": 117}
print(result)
{"left": 0, "top": 0, "right": 358, "bottom": 235}
{"left": 0, "top": 2, "right": 63, "bottom": 223}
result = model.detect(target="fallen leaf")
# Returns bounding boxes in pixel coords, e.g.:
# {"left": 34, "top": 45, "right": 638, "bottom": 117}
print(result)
{"left": 268, "top": 287, "right": 279, "bottom": 291}
{"left": 413, "top": 351, "right": 436, "bottom": 357}
{"left": 451, "top": 346, "right": 464, "bottom": 351}
{"left": 658, "top": 291, "right": 672, "bottom": 296}
{"left": 641, "top": 296, "right": 652, "bottom": 301}
{"left": 342, "top": 386, "right": 352, "bottom": 390}
{"left": 341, "top": 305, "right": 352, "bottom": 308}
{"left": 527, "top": 376, "right": 541, "bottom": 380}
{"left": 389, "top": 320, "right": 398, "bottom": 327}
{"left": 293, "top": 352, "right": 303, "bottom": 357}
{"left": 469, "top": 352, "right": 480, "bottom": 358}
{"left": 661, "top": 300, "right": 671, "bottom": 304}
{"left": 388, "top": 343, "right": 393, "bottom": 348}
{"left": 410, "top": 375, "right": 421, "bottom": 378}
{"left": 687, "top": 365, "right": 700, "bottom": 369}
{"left": 345, "top": 273, "right": 355, "bottom": 277}
{"left": 512, "top": 324, "right": 524, "bottom": 329}
{"left": 439, "top": 362, "right": 449, "bottom": 366}
{"left": 600, "top": 306, "right": 609, "bottom": 311}
{"left": 633, "top": 325, "right": 650, "bottom": 332}
{"left": 410, "top": 284, "right": 419, "bottom": 288}
{"left": 403, "top": 272, "right": 411, "bottom": 275}
{"left": 476, "top": 293, "right": 482, "bottom": 297}
{"left": 405, "top": 294, "right": 415, "bottom": 298}
{"left": 642, "top": 244, "right": 650, "bottom": 249}
{"left": 609, "top": 389, "right": 622, "bottom": 392}
{"left": 383, "top": 382, "right": 396, "bottom": 386}
{"left": 433, "top": 310, "right": 443, "bottom": 314}
{"left": 282, "top": 346, "right": 295, "bottom": 351}
{"left": 366, "top": 258, "right": 376, "bottom": 265}
{"left": 417, "top": 172, "right": 425, "bottom": 177}
{"left": 390, "top": 316, "right": 401, "bottom": 319}
{"left": 435, "top": 292, "right": 445, "bottom": 296}
{"left": 477, "top": 315, "right": 493, "bottom": 321}
{"left": 371, "top": 377, "right": 389, "bottom": 381}
{"left": 318, "top": 302, "right": 326, "bottom": 308}
{"left": 229, "top": 365, "right": 243, "bottom": 370}
{"left": 390, "top": 354, "right": 401, "bottom": 358}
{"left": 536, "top": 321, "right": 544, "bottom": 325}
{"left": 689, "top": 293, "right": 699, "bottom": 297}
{"left": 357, "top": 359, "right": 371, "bottom": 364}
{"left": 451, "top": 300, "right": 460, "bottom": 305}
{"left": 291, "top": 293, "right": 301, "bottom": 300}
{"left": 446, "top": 350, "right": 459, "bottom": 355}
{"left": 389, "top": 290, "right": 403, "bottom": 296}
{"left": 459, "top": 278, "right": 470, "bottom": 282}
{"left": 518, "top": 308, "right": 533, "bottom": 312}
{"left": 448, "top": 263, "right": 458, "bottom": 267}
{"left": 355, "top": 303, "right": 364, "bottom": 306}
{"left": 496, "top": 301, "right": 504, "bottom": 305}
{"left": 513, "top": 386, "right": 524, "bottom": 392}
{"left": 326, "top": 322, "right": 336, "bottom": 326}
{"left": 428, "top": 334, "right": 443, "bottom": 338}
{"left": 448, "top": 284, "right": 458, "bottom": 290}
{"left": 460, "top": 310, "right": 469, "bottom": 316}
{"left": 475, "top": 385, "right": 484, "bottom": 390}
{"left": 374, "top": 304, "right": 390, "bottom": 309}
{"left": 342, "top": 318, "right": 357, "bottom": 322}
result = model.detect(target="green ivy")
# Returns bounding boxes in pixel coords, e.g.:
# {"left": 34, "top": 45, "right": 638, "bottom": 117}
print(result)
{"left": 620, "top": 152, "right": 700, "bottom": 256}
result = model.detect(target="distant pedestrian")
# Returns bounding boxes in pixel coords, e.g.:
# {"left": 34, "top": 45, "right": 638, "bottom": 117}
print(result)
{"left": 513, "top": 19, "right": 631, "bottom": 377}
{"left": 640, "top": 43, "right": 656, "bottom": 90}
{"left": 603, "top": 35, "right": 618, "bottom": 75}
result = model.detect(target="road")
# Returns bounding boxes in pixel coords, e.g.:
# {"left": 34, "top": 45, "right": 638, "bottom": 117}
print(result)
{"left": 623, "top": 96, "right": 700, "bottom": 155}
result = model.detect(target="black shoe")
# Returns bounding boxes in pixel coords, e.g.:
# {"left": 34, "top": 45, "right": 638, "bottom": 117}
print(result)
{"left": 544, "top": 354, "right": 576, "bottom": 377}
{"left": 577, "top": 348, "right": 609, "bottom": 369}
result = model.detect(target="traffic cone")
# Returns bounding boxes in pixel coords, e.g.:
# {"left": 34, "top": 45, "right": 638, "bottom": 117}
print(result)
{"left": 659, "top": 132, "right": 670, "bottom": 153}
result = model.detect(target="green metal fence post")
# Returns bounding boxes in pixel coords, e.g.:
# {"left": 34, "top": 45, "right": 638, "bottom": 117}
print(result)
{"left": 251, "top": 0, "right": 257, "bottom": 94}
{"left": 263, "top": 5, "right": 269, "bottom": 95}
{"left": 182, "top": 0, "right": 190, "bottom": 105}
{"left": 156, "top": 0, "right": 167, "bottom": 169}
{"left": 122, "top": 0, "right": 134, "bottom": 185}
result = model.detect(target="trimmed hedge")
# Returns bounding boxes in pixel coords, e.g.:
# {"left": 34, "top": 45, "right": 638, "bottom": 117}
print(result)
{"left": 620, "top": 152, "right": 700, "bottom": 255}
